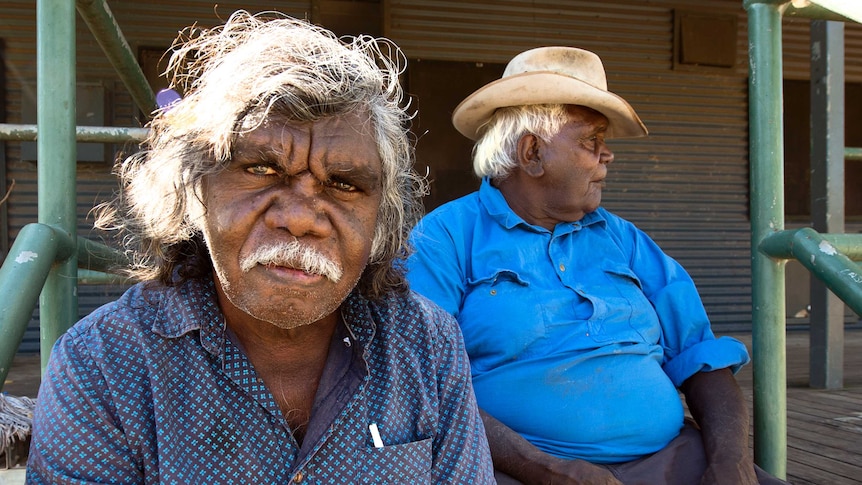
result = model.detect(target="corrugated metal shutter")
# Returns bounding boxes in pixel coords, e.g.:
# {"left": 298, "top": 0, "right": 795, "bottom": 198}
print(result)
{"left": 387, "top": 0, "right": 862, "bottom": 331}
{"left": 2, "top": 0, "right": 313, "bottom": 352}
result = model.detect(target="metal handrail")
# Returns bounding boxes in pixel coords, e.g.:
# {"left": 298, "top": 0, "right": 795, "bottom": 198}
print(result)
{"left": 760, "top": 229, "right": 862, "bottom": 316}
{"left": 745, "top": 0, "right": 862, "bottom": 477}
{"left": 0, "top": 224, "right": 74, "bottom": 385}
{"left": 0, "top": 225, "right": 133, "bottom": 386}
{"left": 0, "top": 0, "right": 152, "bottom": 385}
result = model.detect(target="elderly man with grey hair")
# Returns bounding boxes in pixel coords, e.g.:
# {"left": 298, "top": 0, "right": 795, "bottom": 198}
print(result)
{"left": 27, "top": 11, "right": 493, "bottom": 484}
{"left": 408, "top": 47, "right": 787, "bottom": 484}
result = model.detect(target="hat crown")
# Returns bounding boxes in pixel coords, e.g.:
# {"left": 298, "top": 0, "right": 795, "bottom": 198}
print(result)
{"left": 502, "top": 46, "right": 608, "bottom": 91}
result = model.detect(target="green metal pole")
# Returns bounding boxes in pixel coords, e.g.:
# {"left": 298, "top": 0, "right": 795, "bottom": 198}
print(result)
{"left": 37, "top": 0, "right": 79, "bottom": 371}
{"left": 847, "top": 147, "right": 862, "bottom": 160}
{"left": 75, "top": 0, "right": 157, "bottom": 115}
{"left": 823, "top": 234, "right": 862, "bottom": 260}
{"left": 77, "top": 236, "right": 132, "bottom": 274}
{"left": 0, "top": 224, "right": 74, "bottom": 391}
{"left": 745, "top": 0, "right": 787, "bottom": 478}
{"left": 809, "top": 19, "right": 845, "bottom": 390}
{"left": 0, "top": 123, "right": 148, "bottom": 143}
{"left": 77, "top": 269, "right": 132, "bottom": 285}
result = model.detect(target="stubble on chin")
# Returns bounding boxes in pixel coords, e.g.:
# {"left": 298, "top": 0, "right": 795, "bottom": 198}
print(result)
{"left": 218, "top": 260, "right": 366, "bottom": 331}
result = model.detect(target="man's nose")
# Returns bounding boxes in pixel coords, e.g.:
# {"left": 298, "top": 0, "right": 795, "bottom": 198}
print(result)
{"left": 600, "top": 142, "right": 614, "bottom": 165}
{"left": 263, "top": 175, "right": 332, "bottom": 238}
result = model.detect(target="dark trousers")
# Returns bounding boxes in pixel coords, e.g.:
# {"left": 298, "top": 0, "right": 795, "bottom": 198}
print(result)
{"left": 494, "top": 422, "right": 789, "bottom": 485}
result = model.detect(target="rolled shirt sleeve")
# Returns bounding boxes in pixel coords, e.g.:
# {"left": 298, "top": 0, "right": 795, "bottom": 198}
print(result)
{"left": 623, "top": 218, "right": 751, "bottom": 387}
{"left": 662, "top": 337, "right": 751, "bottom": 387}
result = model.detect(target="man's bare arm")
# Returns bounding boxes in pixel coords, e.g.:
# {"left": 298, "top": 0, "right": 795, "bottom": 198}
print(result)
{"left": 681, "top": 369, "right": 758, "bottom": 485}
{"left": 480, "top": 409, "right": 622, "bottom": 485}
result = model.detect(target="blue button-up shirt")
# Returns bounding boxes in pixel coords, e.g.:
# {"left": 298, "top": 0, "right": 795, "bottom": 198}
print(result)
{"left": 27, "top": 278, "right": 494, "bottom": 484}
{"left": 407, "top": 178, "right": 750, "bottom": 464}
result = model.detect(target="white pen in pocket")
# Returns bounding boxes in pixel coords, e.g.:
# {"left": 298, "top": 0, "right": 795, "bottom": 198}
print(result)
{"left": 368, "top": 422, "right": 384, "bottom": 448}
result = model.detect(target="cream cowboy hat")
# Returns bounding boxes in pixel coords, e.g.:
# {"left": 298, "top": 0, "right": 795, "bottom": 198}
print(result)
{"left": 451, "top": 46, "right": 648, "bottom": 140}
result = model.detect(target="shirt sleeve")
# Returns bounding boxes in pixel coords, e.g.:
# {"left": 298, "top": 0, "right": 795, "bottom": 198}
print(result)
{"left": 27, "top": 326, "right": 143, "bottom": 484}
{"left": 418, "top": 297, "right": 495, "bottom": 484}
{"left": 625, "top": 221, "right": 750, "bottom": 388}
{"left": 406, "top": 214, "right": 466, "bottom": 318}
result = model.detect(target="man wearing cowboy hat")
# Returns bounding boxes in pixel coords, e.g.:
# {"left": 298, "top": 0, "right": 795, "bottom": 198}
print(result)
{"left": 407, "top": 47, "right": 787, "bottom": 484}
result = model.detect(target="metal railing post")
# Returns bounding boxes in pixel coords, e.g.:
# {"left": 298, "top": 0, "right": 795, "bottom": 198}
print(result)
{"left": 36, "top": 0, "right": 79, "bottom": 370}
{"left": 809, "top": 19, "right": 845, "bottom": 389}
{"left": 75, "top": 0, "right": 157, "bottom": 115}
{"left": 745, "top": 0, "right": 787, "bottom": 478}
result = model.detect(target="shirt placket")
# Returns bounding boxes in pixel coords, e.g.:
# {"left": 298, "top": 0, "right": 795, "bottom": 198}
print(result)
{"left": 221, "top": 338, "right": 298, "bottom": 477}
{"left": 287, "top": 299, "right": 375, "bottom": 483}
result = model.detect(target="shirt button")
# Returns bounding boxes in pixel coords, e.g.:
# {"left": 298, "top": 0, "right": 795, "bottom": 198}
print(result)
{"left": 559, "top": 263, "right": 566, "bottom": 272}
{"left": 293, "top": 472, "right": 303, "bottom": 483}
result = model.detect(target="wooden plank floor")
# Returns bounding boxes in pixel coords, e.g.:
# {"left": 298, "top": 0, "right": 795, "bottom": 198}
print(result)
{"left": 4, "top": 329, "right": 862, "bottom": 483}
{"left": 728, "top": 329, "right": 862, "bottom": 485}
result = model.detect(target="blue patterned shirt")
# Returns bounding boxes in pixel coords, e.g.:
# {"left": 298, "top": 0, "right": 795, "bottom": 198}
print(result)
{"left": 27, "top": 278, "right": 494, "bottom": 484}
{"left": 407, "top": 178, "right": 750, "bottom": 464}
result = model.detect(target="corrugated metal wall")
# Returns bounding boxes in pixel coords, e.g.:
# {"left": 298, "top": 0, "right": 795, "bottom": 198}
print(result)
{"left": 385, "top": 0, "right": 862, "bottom": 331}
{"left": 1, "top": 0, "right": 313, "bottom": 352}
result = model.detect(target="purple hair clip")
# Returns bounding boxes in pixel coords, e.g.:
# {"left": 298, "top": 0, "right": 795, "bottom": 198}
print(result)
{"left": 156, "top": 88, "right": 181, "bottom": 112}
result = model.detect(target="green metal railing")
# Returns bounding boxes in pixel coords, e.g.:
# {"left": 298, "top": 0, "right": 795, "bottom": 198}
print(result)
{"left": 0, "top": 0, "right": 151, "bottom": 387}
{"left": 745, "top": 0, "right": 862, "bottom": 478}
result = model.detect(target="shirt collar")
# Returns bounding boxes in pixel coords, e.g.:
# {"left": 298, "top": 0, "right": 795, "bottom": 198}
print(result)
{"left": 478, "top": 177, "right": 528, "bottom": 230}
{"left": 478, "top": 177, "right": 607, "bottom": 233}
{"left": 338, "top": 290, "right": 377, "bottom": 352}
{"left": 150, "top": 277, "right": 225, "bottom": 356}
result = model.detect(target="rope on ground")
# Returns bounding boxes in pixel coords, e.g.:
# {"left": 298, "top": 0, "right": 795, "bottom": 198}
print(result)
{"left": 0, "top": 393, "right": 36, "bottom": 454}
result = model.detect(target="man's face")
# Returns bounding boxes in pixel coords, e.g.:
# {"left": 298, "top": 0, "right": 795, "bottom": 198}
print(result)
{"left": 536, "top": 105, "right": 614, "bottom": 224}
{"left": 200, "top": 111, "right": 382, "bottom": 330}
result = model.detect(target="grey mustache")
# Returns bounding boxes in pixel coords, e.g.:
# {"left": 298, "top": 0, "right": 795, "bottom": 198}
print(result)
{"left": 240, "top": 240, "right": 343, "bottom": 282}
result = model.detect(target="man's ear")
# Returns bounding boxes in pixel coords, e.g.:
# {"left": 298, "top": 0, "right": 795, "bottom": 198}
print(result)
{"left": 516, "top": 133, "right": 545, "bottom": 178}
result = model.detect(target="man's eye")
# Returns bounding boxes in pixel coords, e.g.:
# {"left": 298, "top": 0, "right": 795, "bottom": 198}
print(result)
{"left": 327, "top": 179, "right": 358, "bottom": 192}
{"left": 245, "top": 165, "right": 278, "bottom": 176}
{"left": 581, "top": 133, "right": 605, "bottom": 152}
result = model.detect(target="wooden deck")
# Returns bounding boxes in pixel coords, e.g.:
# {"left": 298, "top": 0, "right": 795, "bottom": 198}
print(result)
{"left": 728, "top": 329, "right": 862, "bottom": 485}
{"left": 3, "top": 329, "right": 862, "bottom": 483}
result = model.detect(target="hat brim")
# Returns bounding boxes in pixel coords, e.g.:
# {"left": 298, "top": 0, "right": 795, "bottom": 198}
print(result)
{"left": 451, "top": 71, "right": 648, "bottom": 141}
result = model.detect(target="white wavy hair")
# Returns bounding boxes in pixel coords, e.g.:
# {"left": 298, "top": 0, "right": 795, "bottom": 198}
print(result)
{"left": 472, "top": 104, "right": 569, "bottom": 180}
{"left": 99, "top": 10, "right": 426, "bottom": 298}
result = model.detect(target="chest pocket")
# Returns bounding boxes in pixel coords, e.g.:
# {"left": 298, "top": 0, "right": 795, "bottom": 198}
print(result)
{"left": 459, "top": 269, "right": 548, "bottom": 371}
{"left": 584, "top": 262, "right": 660, "bottom": 345}
{"left": 356, "top": 438, "right": 432, "bottom": 484}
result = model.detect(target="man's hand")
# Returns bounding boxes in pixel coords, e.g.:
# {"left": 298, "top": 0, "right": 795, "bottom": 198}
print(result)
{"left": 681, "top": 369, "right": 758, "bottom": 485}
{"left": 480, "top": 409, "right": 623, "bottom": 485}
